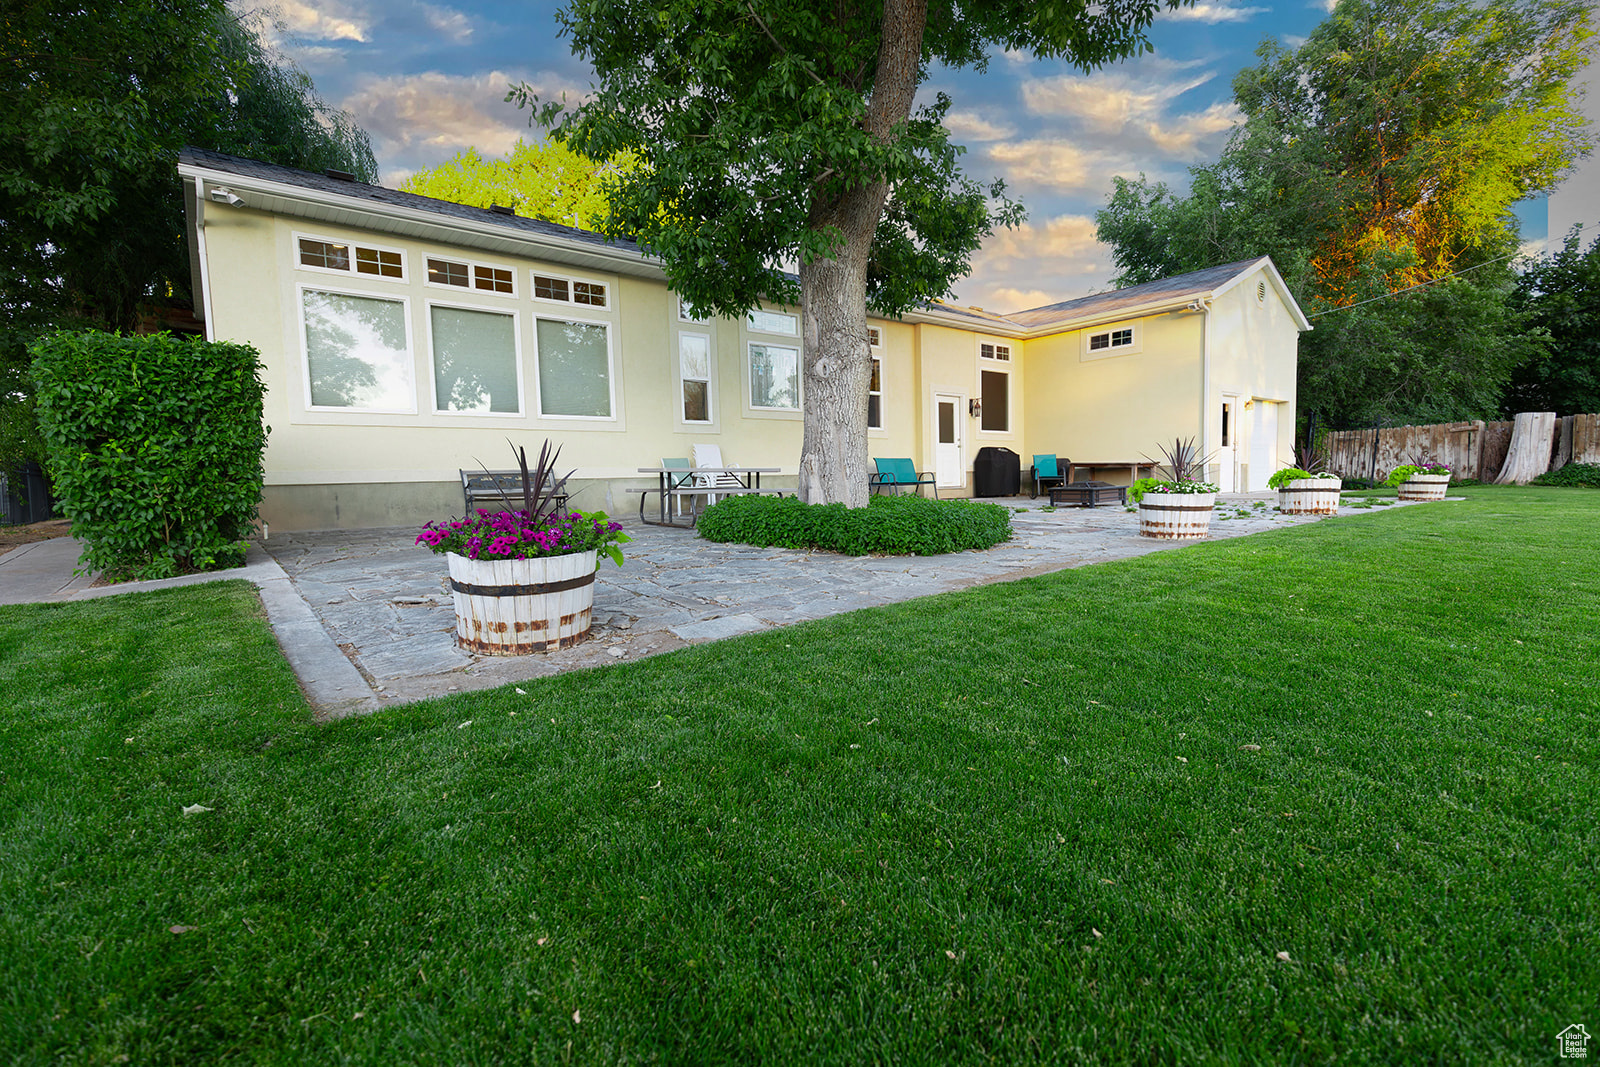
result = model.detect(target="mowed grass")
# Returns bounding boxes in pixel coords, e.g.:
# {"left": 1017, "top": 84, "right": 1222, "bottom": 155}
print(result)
{"left": 1, "top": 486, "right": 1595, "bottom": 1065}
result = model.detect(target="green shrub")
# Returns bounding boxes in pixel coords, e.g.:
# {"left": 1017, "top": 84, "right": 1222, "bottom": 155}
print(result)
{"left": 1126, "top": 477, "right": 1162, "bottom": 503}
{"left": 695, "top": 492, "right": 1012, "bottom": 555}
{"left": 31, "top": 331, "right": 268, "bottom": 580}
{"left": 1532, "top": 462, "right": 1600, "bottom": 488}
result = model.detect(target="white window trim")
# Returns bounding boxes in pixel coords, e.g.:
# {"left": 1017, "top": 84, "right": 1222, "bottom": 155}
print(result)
{"left": 424, "top": 298, "right": 525, "bottom": 418}
{"left": 424, "top": 254, "right": 518, "bottom": 299}
{"left": 867, "top": 354, "right": 885, "bottom": 433}
{"left": 293, "top": 230, "right": 408, "bottom": 283}
{"left": 677, "top": 328, "right": 715, "bottom": 426}
{"left": 977, "top": 338, "right": 1013, "bottom": 362}
{"left": 532, "top": 312, "right": 618, "bottom": 421}
{"left": 1081, "top": 322, "right": 1143, "bottom": 359}
{"left": 747, "top": 308, "right": 798, "bottom": 337}
{"left": 678, "top": 295, "right": 709, "bottom": 324}
{"left": 746, "top": 340, "right": 802, "bottom": 412}
{"left": 531, "top": 269, "right": 610, "bottom": 309}
{"left": 297, "top": 283, "right": 417, "bottom": 415}
{"left": 976, "top": 365, "right": 1013, "bottom": 435}
{"left": 867, "top": 325, "right": 883, "bottom": 349}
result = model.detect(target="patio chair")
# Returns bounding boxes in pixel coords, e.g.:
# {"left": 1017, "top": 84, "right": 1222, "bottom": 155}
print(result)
{"left": 1030, "top": 454, "right": 1067, "bottom": 499}
{"left": 870, "top": 457, "right": 938, "bottom": 498}
{"left": 663, "top": 457, "right": 693, "bottom": 517}
{"left": 692, "top": 442, "right": 745, "bottom": 505}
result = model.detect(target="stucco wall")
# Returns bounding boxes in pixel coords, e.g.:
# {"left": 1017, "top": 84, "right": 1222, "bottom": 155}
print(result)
{"left": 1021, "top": 311, "right": 1204, "bottom": 481}
{"left": 1206, "top": 268, "right": 1301, "bottom": 488}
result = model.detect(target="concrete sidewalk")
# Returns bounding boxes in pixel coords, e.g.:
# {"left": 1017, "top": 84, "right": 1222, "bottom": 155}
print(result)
{"left": 0, "top": 493, "right": 1430, "bottom": 713}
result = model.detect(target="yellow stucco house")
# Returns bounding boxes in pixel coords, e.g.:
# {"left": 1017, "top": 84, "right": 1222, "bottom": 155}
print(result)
{"left": 178, "top": 148, "right": 1310, "bottom": 531}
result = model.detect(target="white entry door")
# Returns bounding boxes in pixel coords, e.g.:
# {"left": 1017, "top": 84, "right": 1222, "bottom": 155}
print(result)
{"left": 1217, "top": 396, "right": 1238, "bottom": 493}
{"left": 1248, "top": 399, "right": 1279, "bottom": 491}
{"left": 934, "top": 393, "right": 964, "bottom": 489}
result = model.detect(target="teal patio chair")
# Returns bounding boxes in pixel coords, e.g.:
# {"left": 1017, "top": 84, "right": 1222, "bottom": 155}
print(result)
{"left": 1030, "top": 454, "right": 1067, "bottom": 499}
{"left": 663, "top": 457, "right": 694, "bottom": 517}
{"left": 870, "top": 457, "right": 938, "bottom": 498}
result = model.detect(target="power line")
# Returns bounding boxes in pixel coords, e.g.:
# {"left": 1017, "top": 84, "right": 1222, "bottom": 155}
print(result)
{"left": 1305, "top": 249, "right": 1524, "bottom": 318}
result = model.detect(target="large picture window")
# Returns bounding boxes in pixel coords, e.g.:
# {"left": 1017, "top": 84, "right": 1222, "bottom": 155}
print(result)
{"left": 749, "top": 343, "right": 799, "bottom": 410}
{"left": 430, "top": 305, "right": 519, "bottom": 414}
{"left": 301, "top": 289, "right": 414, "bottom": 411}
{"left": 680, "top": 332, "right": 712, "bottom": 423}
{"left": 980, "top": 369, "right": 1009, "bottom": 432}
{"left": 536, "top": 318, "right": 612, "bottom": 418}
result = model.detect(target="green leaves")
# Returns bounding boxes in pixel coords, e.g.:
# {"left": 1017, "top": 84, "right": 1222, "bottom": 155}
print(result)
{"left": 29, "top": 332, "right": 268, "bottom": 581}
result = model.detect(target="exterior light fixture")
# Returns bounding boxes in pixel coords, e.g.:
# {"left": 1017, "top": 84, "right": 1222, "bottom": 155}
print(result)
{"left": 969, "top": 398, "right": 982, "bottom": 418}
{"left": 209, "top": 187, "right": 244, "bottom": 207}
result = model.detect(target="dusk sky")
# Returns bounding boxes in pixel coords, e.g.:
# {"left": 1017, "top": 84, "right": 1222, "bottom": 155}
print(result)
{"left": 244, "top": 0, "right": 1553, "bottom": 312}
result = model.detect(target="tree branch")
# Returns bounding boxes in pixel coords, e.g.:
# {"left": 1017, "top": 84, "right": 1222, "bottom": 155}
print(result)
{"left": 744, "top": 2, "right": 826, "bottom": 87}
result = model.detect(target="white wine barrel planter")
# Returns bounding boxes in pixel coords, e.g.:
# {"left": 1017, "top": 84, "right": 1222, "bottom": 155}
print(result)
{"left": 1138, "top": 492, "right": 1216, "bottom": 539}
{"left": 1278, "top": 477, "right": 1342, "bottom": 514}
{"left": 446, "top": 550, "right": 597, "bottom": 655}
{"left": 1397, "top": 474, "right": 1450, "bottom": 502}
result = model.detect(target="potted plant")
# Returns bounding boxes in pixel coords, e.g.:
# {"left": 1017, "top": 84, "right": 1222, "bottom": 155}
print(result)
{"left": 416, "top": 440, "right": 629, "bottom": 654}
{"left": 1268, "top": 466, "right": 1342, "bottom": 514}
{"left": 1387, "top": 462, "right": 1452, "bottom": 502}
{"left": 1134, "top": 437, "right": 1219, "bottom": 539}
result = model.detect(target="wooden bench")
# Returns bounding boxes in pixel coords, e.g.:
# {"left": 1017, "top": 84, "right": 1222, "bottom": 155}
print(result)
{"left": 460, "top": 470, "right": 569, "bottom": 516}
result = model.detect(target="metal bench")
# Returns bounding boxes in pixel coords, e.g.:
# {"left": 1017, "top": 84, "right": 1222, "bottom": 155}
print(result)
{"left": 460, "top": 470, "right": 569, "bottom": 516}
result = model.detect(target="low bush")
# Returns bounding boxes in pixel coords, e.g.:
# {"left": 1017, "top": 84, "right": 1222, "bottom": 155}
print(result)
{"left": 1532, "top": 462, "right": 1600, "bottom": 488}
{"left": 31, "top": 331, "right": 267, "bottom": 580}
{"left": 695, "top": 492, "right": 1012, "bottom": 555}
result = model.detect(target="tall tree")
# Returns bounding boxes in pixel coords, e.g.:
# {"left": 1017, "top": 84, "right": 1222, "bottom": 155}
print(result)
{"left": 515, "top": 0, "right": 1185, "bottom": 507}
{"left": 401, "top": 139, "right": 637, "bottom": 232}
{"left": 1094, "top": 0, "right": 1593, "bottom": 427}
{"left": 1504, "top": 226, "right": 1600, "bottom": 416}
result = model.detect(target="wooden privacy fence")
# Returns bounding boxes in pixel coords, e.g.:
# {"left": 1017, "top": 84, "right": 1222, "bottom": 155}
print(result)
{"left": 1325, "top": 413, "right": 1600, "bottom": 483}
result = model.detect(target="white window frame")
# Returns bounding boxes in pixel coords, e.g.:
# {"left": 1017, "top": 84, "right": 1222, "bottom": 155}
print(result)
{"left": 532, "top": 312, "right": 618, "bottom": 421}
{"left": 746, "top": 340, "right": 802, "bottom": 412}
{"left": 297, "top": 283, "right": 417, "bottom": 415}
{"left": 531, "top": 270, "right": 609, "bottom": 309}
{"left": 678, "top": 295, "right": 709, "bottom": 324}
{"left": 978, "top": 339, "right": 1012, "bottom": 362}
{"left": 293, "top": 231, "right": 408, "bottom": 282}
{"left": 424, "top": 254, "right": 518, "bottom": 298}
{"left": 1083, "top": 322, "right": 1141, "bottom": 359}
{"left": 867, "top": 325, "right": 882, "bottom": 348}
{"left": 976, "top": 366, "right": 1012, "bottom": 434}
{"left": 747, "top": 308, "right": 798, "bottom": 336}
{"left": 677, "top": 329, "right": 715, "bottom": 425}
{"left": 424, "top": 299, "right": 525, "bottom": 418}
{"left": 867, "top": 355, "right": 885, "bottom": 431}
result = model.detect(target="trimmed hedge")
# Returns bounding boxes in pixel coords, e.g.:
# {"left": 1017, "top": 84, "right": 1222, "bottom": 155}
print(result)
{"left": 31, "top": 331, "right": 268, "bottom": 580}
{"left": 695, "top": 492, "right": 1012, "bottom": 555}
{"left": 1531, "top": 462, "right": 1600, "bottom": 488}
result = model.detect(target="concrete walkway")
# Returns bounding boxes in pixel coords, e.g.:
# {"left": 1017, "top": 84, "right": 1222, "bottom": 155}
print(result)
{"left": 0, "top": 493, "right": 1431, "bottom": 712}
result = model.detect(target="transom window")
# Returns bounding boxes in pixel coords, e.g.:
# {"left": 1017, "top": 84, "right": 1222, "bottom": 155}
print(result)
{"left": 298, "top": 237, "right": 403, "bottom": 278}
{"left": 1088, "top": 328, "right": 1134, "bottom": 351}
{"left": 679, "top": 296, "right": 708, "bottom": 323}
{"left": 534, "top": 274, "right": 608, "bottom": 308}
{"left": 475, "top": 265, "right": 513, "bottom": 293}
{"left": 748, "top": 309, "right": 797, "bottom": 336}
{"left": 428, "top": 258, "right": 469, "bottom": 287}
{"left": 979, "top": 341, "right": 1012, "bottom": 361}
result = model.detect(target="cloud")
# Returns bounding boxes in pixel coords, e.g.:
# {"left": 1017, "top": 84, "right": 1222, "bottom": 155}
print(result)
{"left": 944, "top": 111, "right": 1017, "bottom": 143}
{"left": 1142, "top": 101, "right": 1243, "bottom": 156}
{"left": 273, "top": 0, "right": 370, "bottom": 42}
{"left": 1167, "top": 2, "right": 1270, "bottom": 22}
{"left": 340, "top": 70, "right": 584, "bottom": 178}
{"left": 956, "top": 214, "right": 1118, "bottom": 310}
{"left": 421, "top": 3, "right": 472, "bottom": 41}
{"left": 1022, "top": 69, "right": 1217, "bottom": 134}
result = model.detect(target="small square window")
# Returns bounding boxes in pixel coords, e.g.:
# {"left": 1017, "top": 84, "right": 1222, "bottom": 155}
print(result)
{"left": 299, "top": 239, "right": 350, "bottom": 271}
{"left": 867, "top": 327, "right": 881, "bottom": 347}
{"left": 573, "top": 281, "right": 607, "bottom": 307}
{"left": 474, "top": 265, "right": 514, "bottom": 293}
{"left": 355, "top": 247, "right": 403, "bottom": 278}
{"left": 428, "top": 258, "right": 469, "bottom": 287}
{"left": 534, "top": 275, "right": 570, "bottom": 302}
{"left": 1110, "top": 328, "right": 1133, "bottom": 347}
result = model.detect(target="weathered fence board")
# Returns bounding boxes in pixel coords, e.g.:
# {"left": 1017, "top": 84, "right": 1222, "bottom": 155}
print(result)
{"left": 1325, "top": 413, "right": 1598, "bottom": 482}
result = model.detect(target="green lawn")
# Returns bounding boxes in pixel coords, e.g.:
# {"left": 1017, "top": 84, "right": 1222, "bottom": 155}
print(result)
{"left": 2, "top": 486, "right": 1595, "bottom": 1065}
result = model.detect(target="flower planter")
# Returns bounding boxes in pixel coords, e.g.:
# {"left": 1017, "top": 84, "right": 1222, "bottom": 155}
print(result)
{"left": 1277, "top": 477, "right": 1342, "bottom": 514}
{"left": 1397, "top": 473, "right": 1450, "bottom": 502}
{"left": 447, "top": 549, "right": 597, "bottom": 654}
{"left": 1138, "top": 491, "right": 1216, "bottom": 539}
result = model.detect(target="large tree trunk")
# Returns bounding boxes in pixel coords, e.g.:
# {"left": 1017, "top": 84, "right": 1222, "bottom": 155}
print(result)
{"left": 795, "top": 0, "right": 927, "bottom": 506}
{"left": 1493, "top": 411, "right": 1557, "bottom": 484}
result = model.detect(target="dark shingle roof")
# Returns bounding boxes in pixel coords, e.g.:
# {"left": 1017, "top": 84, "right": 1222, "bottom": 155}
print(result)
{"left": 1006, "top": 258, "right": 1266, "bottom": 328}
